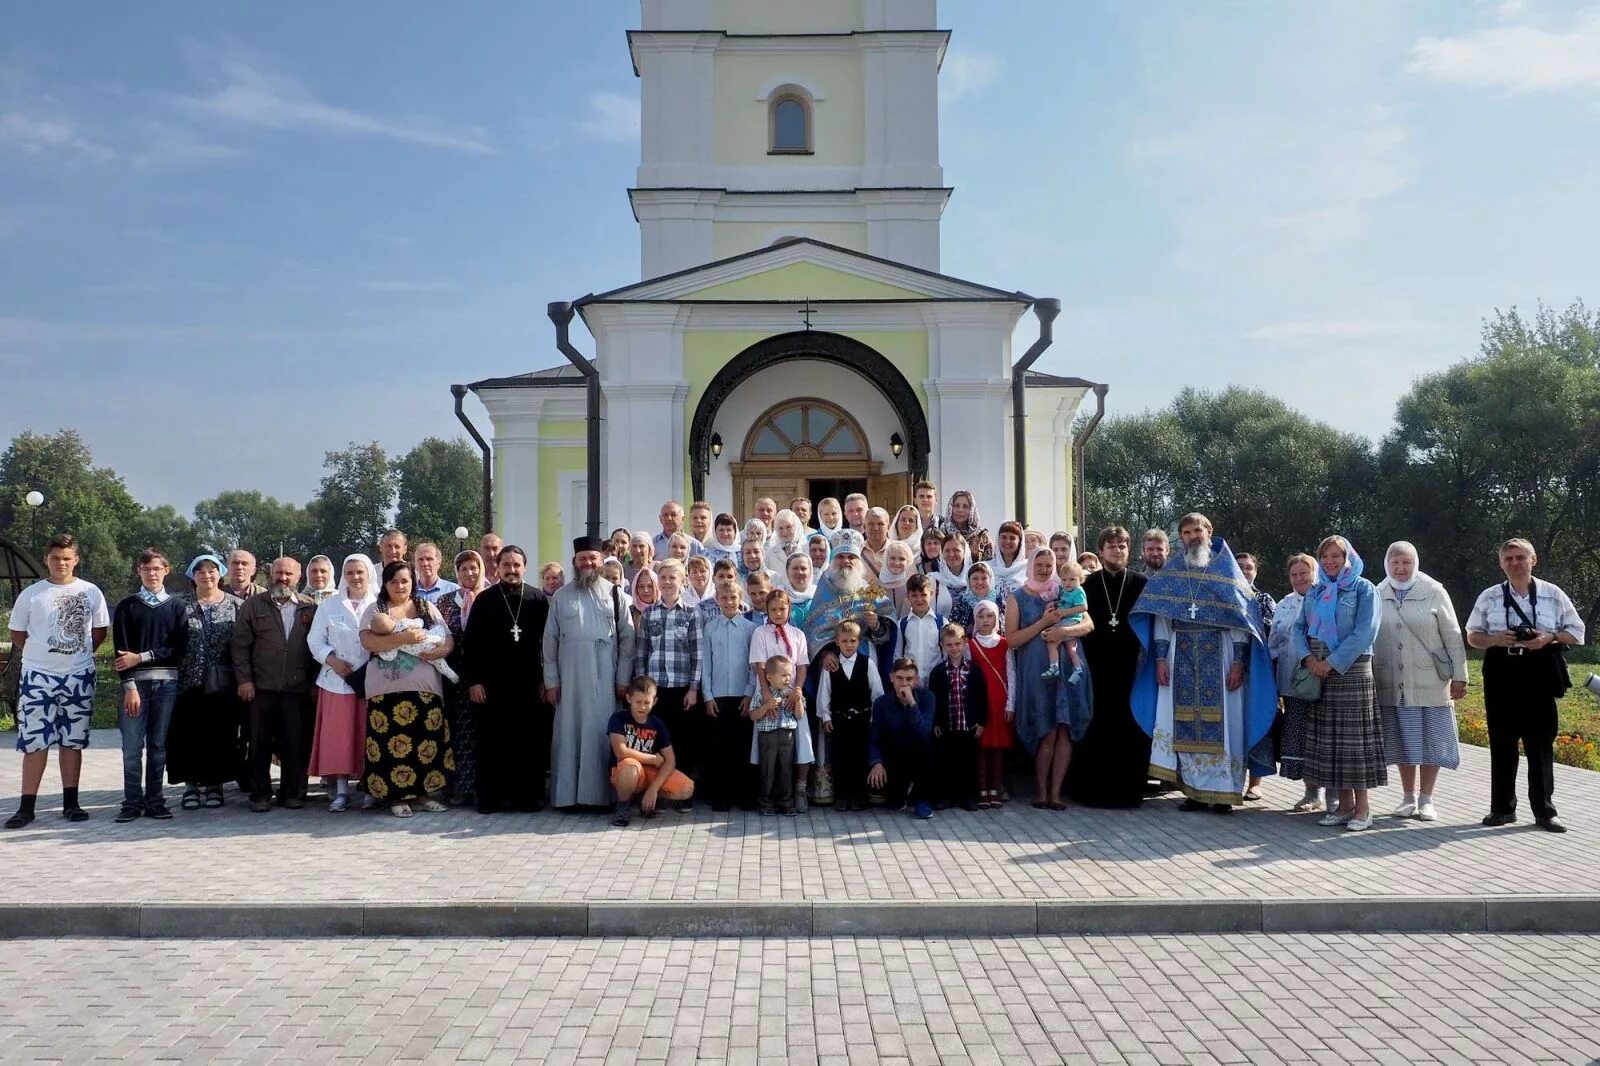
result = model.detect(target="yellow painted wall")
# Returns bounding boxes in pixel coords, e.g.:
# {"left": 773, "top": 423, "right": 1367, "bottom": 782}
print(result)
{"left": 712, "top": 0, "right": 862, "bottom": 33}
{"left": 683, "top": 261, "right": 925, "bottom": 301}
{"left": 711, "top": 222, "right": 868, "bottom": 260}
{"left": 539, "top": 420, "right": 587, "bottom": 441}
{"left": 713, "top": 54, "right": 864, "bottom": 166}
{"left": 538, "top": 444, "right": 587, "bottom": 567}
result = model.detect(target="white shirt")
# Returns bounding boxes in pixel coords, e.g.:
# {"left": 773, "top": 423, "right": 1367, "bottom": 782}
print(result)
{"left": 307, "top": 593, "right": 376, "bottom": 695}
{"left": 895, "top": 610, "right": 943, "bottom": 682}
{"left": 1465, "top": 579, "right": 1586, "bottom": 642}
{"left": 816, "top": 652, "right": 885, "bottom": 723}
{"left": 748, "top": 622, "right": 808, "bottom": 673}
{"left": 9, "top": 577, "right": 109, "bottom": 676}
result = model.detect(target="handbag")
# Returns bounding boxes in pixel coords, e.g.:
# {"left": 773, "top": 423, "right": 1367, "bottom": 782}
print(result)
{"left": 345, "top": 663, "right": 368, "bottom": 699}
{"left": 1290, "top": 664, "right": 1322, "bottom": 702}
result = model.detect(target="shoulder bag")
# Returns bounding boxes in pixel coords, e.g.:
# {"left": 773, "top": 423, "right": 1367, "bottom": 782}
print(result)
{"left": 1289, "top": 663, "right": 1322, "bottom": 702}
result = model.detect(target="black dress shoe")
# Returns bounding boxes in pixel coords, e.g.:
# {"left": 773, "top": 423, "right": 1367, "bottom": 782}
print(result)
{"left": 1481, "top": 811, "right": 1516, "bottom": 826}
{"left": 1212, "top": 804, "right": 1234, "bottom": 814}
{"left": 1179, "top": 799, "right": 1206, "bottom": 812}
{"left": 115, "top": 806, "right": 142, "bottom": 824}
{"left": 1537, "top": 817, "right": 1568, "bottom": 833}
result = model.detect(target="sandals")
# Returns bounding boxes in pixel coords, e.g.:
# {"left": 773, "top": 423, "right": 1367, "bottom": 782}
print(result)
{"left": 181, "top": 789, "right": 203, "bottom": 811}
{"left": 203, "top": 789, "right": 225, "bottom": 809}
{"left": 418, "top": 799, "right": 447, "bottom": 813}
{"left": 1243, "top": 788, "right": 1263, "bottom": 802}
{"left": 391, "top": 803, "right": 414, "bottom": 818}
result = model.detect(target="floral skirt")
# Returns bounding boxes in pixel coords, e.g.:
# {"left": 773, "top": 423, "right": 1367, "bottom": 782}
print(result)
{"left": 364, "top": 691, "right": 454, "bottom": 803}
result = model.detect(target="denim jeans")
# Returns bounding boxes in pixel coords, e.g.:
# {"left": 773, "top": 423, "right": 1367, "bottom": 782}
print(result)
{"left": 119, "top": 679, "right": 178, "bottom": 809}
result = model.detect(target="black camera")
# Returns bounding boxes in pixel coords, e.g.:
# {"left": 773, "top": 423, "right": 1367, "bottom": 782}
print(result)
{"left": 1511, "top": 624, "right": 1538, "bottom": 643}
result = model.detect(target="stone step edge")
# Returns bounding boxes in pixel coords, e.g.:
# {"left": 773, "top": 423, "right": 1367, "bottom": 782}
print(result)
{"left": 3, "top": 897, "right": 1597, "bottom": 939}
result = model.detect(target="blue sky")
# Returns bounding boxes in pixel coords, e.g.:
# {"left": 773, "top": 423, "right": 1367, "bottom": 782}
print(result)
{"left": 3, "top": 0, "right": 1597, "bottom": 512}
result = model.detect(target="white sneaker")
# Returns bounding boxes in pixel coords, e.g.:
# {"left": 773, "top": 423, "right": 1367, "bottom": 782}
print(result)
{"left": 1415, "top": 801, "right": 1438, "bottom": 821}
{"left": 1318, "top": 811, "right": 1351, "bottom": 827}
{"left": 1345, "top": 816, "right": 1373, "bottom": 831}
{"left": 1392, "top": 800, "right": 1418, "bottom": 818}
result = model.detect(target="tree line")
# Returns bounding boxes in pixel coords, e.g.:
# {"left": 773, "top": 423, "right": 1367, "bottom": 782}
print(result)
{"left": 1083, "top": 302, "right": 1600, "bottom": 632}
{"left": 0, "top": 433, "right": 483, "bottom": 600}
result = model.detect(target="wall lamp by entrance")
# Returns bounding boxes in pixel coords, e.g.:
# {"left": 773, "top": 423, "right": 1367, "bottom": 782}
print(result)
{"left": 710, "top": 432, "right": 724, "bottom": 459}
{"left": 889, "top": 432, "right": 904, "bottom": 459}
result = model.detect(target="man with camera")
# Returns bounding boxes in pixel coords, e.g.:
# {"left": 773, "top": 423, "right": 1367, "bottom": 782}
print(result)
{"left": 1465, "top": 538, "right": 1586, "bottom": 832}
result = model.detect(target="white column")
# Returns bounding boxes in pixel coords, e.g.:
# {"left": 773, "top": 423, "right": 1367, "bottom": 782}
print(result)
{"left": 1024, "top": 389, "right": 1087, "bottom": 538}
{"left": 477, "top": 390, "right": 546, "bottom": 554}
{"left": 632, "top": 190, "right": 719, "bottom": 278}
{"left": 601, "top": 383, "right": 690, "bottom": 529}
{"left": 923, "top": 379, "right": 1010, "bottom": 508}
{"left": 634, "top": 33, "right": 719, "bottom": 188}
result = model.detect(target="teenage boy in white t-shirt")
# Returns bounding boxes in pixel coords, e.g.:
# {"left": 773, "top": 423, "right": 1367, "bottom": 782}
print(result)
{"left": 6, "top": 533, "right": 110, "bottom": 829}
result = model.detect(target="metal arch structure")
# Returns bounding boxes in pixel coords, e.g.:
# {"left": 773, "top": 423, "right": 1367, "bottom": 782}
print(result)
{"left": 688, "top": 331, "right": 931, "bottom": 502}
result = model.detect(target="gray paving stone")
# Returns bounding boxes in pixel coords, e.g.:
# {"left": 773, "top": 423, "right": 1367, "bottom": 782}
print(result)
{"left": 811, "top": 901, "right": 1037, "bottom": 936}
{"left": 362, "top": 902, "right": 588, "bottom": 937}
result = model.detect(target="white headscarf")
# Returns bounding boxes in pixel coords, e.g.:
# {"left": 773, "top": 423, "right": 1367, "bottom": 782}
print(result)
{"left": 878, "top": 540, "right": 916, "bottom": 591}
{"left": 1383, "top": 540, "right": 1423, "bottom": 593}
{"left": 928, "top": 536, "right": 973, "bottom": 593}
{"left": 971, "top": 599, "right": 1003, "bottom": 649}
{"left": 891, "top": 505, "right": 923, "bottom": 546}
{"left": 815, "top": 498, "right": 844, "bottom": 540}
{"left": 782, "top": 552, "right": 816, "bottom": 604}
{"left": 339, "top": 553, "right": 378, "bottom": 602}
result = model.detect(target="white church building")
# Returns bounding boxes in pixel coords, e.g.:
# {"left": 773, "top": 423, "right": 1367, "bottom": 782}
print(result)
{"left": 460, "top": 0, "right": 1105, "bottom": 562}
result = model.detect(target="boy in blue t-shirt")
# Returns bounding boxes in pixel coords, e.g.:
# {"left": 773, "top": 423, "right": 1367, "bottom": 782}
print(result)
{"left": 1041, "top": 559, "right": 1088, "bottom": 684}
{"left": 607, "top": 676, "right": 694, "bottom": 827}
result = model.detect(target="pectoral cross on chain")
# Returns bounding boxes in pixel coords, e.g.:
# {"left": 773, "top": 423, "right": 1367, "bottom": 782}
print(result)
{"left": 1188, "top": 602, "right": 1200, "bottom": 620}
{"left": 510, "top": 623, "right": 523, "bottom": 643}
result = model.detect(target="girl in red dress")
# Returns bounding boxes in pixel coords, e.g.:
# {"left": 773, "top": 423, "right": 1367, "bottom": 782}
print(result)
{"left": 969, "top": 599, "right": 1015, "bottom": 809}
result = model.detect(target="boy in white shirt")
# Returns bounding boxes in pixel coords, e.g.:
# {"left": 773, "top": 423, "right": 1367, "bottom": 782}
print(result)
{"left": 894, "top": 574, "right": 945, "bottom": 684}
{"left": 817, "top": 620, "right": 884, "bottom": 810}
{"left": 6, "top": 533, "right": 110, "bottom": 829}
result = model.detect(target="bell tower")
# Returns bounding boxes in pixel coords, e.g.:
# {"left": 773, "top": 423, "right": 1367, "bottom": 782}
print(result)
{"left": 629, "top": 0, "right": 951, "bottom": 278}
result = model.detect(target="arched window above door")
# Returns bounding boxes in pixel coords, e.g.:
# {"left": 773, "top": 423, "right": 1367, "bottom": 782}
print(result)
{"left": 743, "top": 398, "right": 867, "bottom": 461}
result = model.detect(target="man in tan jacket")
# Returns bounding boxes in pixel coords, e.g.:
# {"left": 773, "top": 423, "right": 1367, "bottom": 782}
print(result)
{"left": 231, "top": 557, "right": 318, "bottom": 812}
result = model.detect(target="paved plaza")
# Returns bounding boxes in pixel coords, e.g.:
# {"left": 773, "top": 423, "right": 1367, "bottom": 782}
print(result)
{"left": 2, "top": 933, "right": 1598, "bottom": 1064}
{"left": 2, "top": 732, "right": 1597, "bottom": 908}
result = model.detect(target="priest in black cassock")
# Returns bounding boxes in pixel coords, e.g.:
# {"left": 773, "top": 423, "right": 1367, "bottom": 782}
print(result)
{"left": 1065, "top": 525, "right": 1151, "bottom": 808}
{"left": 463, "top": 545, "right": 551, "bottom": 813}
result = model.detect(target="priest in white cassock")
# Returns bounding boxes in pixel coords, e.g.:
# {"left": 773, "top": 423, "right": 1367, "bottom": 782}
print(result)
{"left": 543, "top": 536, "right": 635, "bottom": 809}
{"left": 1130, "top": 513, "right": 1277, "bottom": 812}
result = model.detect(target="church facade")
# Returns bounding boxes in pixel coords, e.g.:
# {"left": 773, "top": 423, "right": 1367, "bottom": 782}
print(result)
{"left": 464, "top": 0, "right": 1103, "bottom": 562}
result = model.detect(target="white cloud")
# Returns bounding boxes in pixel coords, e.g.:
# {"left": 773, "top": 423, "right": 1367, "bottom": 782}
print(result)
{"left": 174, "top": 46, "right": 495, "bottom": 154}
{"left": 1245, "top": 318, "right": 1438, "bottom": 344}
{"left": 0, "top": 111, "right": 115, "bottom": 162}
{"left": 1408, "top": 10, "right": 1600, "bottom": 92}
{"left": 577, "top": 90, "right": 639, "bottom": 143}
{"left": 942, "top": 50, "right": 1000, "bottom": 104}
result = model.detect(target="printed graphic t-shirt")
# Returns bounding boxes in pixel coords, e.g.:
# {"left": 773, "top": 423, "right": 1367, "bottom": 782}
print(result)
{"left": 10, "top": 578, "right": 110, "bottom": 676}
{"left": 607, "top": 710, "right": 673, "bottom": 767}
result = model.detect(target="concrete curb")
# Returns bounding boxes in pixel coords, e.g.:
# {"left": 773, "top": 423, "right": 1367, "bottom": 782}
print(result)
{"left": 1, "top": 897, "right": 1595, "bottom": 939}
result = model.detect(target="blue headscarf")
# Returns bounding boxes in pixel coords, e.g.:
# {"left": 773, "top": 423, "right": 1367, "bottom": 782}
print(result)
{"left": 185, "top": 554, "right": 225, "bottom": 580}
{"left": 1306, "top": 536, "right": 1362, "bottom": 647}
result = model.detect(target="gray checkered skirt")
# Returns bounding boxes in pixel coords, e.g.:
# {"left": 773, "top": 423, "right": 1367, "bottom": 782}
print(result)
{"left": 1303, "top": 641, "right": 1387, "bottom": 790}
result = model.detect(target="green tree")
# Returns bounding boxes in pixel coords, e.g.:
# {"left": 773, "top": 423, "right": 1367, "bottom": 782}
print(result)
{"left": 393, "top": 436, "right": 483, "bottom": 549}
{"left": 193, "top": 490, "right": 315, "bottom": 561}
{"left": 1379, "top": 301, "right": 1600, "bottom": 625}
{"left": 1084, "top": 387, "right": 1380, "bottom": 596}
{"left": 307, "top": 441, "right": 396, "bottom": 562}
{"left": 0, "top": 429, "right": 142, "bottom": 588}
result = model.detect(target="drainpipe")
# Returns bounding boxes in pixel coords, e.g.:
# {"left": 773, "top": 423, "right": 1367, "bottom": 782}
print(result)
{"left": 451, "top": 384, "right": 494, "bottom": 534}
{"left": 548, "top": 301, "right": 602, "bottom": 540}
{"left": 1071, "top": 383, "right": 1109, "bottom": 543}
{"left": 1009, "top": 297, "right": 1061, "bottom": 527}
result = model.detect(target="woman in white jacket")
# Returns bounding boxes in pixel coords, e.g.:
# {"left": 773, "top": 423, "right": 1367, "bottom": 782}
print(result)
{"left": 306, "top": 554, "right": 376, "bottom": 811}
{"left": 1372, "top": 541, "right": 1468, "bottom": 821}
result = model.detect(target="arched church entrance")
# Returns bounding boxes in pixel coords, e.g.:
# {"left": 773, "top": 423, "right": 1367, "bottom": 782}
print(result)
{"left": 730, "top": 398, "right": 880, "bottom": 521}
{"left": 689, "top": 331, "right": 931, "bottom": 512}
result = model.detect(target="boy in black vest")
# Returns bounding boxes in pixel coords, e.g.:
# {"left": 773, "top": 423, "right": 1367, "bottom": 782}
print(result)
{"left": 817, "top": 620, "right": 883, "bottom": 810}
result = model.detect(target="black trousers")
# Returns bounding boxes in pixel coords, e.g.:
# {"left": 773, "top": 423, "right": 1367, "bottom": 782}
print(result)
{"left": 1483, "top": 650, "right": 1559, "bottom": 821}
{"left": 937, "top": 728, "right": 980, "bottom": 806}
{"left": 474, "top": 698, "right": 552, "bottom": 812}
{"left": 880, "top": 735, "right": 935, "bottom": 809}
{"left": 705, "top": 696, "right": 757, "bottom": 810}
{"left": 758, "top": 729, "right": 796, "bottom": 809}
{"left": 247, "top": 690, "right": 307, "bottom": 802}
{"left": 653, "top": 685, "right": 701, "bottom": 784}
{"left": 830, "top": 711, "right": 872, "bottom": 807}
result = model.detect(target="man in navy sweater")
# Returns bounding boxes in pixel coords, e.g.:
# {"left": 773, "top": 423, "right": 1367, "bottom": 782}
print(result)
{"left": 111, "top": 549, "right": 189, "bottom": 822}
{"left": 867, "top": 656, "right": 939, "bottom": 819}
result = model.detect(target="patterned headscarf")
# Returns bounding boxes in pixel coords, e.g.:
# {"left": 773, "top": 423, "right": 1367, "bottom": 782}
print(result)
{"left": 1307, "top": 537, "right": 1362, "bottom": 646}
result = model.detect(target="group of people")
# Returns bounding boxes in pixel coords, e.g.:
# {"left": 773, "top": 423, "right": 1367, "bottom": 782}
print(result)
{"left": 4, "top": 481, "right": 1587, "bottom": 835}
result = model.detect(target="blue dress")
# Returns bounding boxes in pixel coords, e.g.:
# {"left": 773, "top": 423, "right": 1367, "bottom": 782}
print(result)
{"left": 1012, "top": 589, "right": 1094, "bottom": 754}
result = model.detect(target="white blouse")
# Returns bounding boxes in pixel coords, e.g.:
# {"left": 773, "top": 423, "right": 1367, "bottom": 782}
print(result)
{"left": 307, "top": 593, "right": 375, "bottom": 695}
